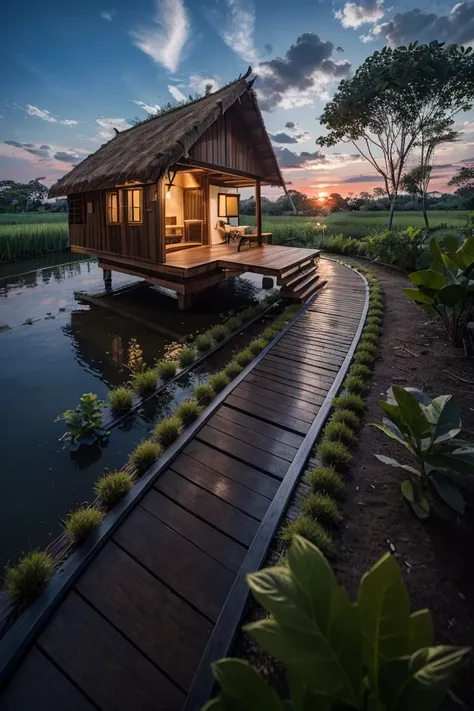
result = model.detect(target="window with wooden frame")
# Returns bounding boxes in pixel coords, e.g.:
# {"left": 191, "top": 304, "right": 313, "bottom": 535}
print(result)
{"left": 68, "top": 195, "right": 85, "bottom": 225}
{"left": 106, "top": 190, "right": 121, "bottom": 224}
{"left": 126, "top": 188, "right": 143, "bottom": 224}
{"left": 218, "top": 193, "right": 240, "bottom": 219}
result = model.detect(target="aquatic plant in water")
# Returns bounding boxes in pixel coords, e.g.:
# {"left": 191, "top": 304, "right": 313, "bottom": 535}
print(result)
{"left": 56, "top": 393, "right": 108, "bottom": 448}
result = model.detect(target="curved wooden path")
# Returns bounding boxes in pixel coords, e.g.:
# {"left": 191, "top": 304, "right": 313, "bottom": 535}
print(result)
{"left": 0, "top": 259, "right": 368, "bottom": 711}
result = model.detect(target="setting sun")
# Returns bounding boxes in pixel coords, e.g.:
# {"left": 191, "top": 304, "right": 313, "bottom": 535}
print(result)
{"left": 317, "top": 191, "right": 328, "bottom": 202}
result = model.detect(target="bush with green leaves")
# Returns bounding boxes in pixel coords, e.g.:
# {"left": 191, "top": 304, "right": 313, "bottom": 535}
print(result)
{"left": 248, "top": 338, "right": 266, "bottom": 355}
{"left": 318, "top": 439, "right": 353, "bottom": 468}
{"left": 154, "top": 416, "right": 182, "bottom": 448}
{"left": 131, "top": 368, "right": 158, "bottom": 394}
{"left": 302, "top": 492, "right": 341, "bottom": 527}
{"left": 224, "top": 360, "right": 243, "bottom": 378}
{"left": 179, "top": 345, "right": 196, "bottom": 367}
{"left": 324, "top": 420, "right": 356, "bottom": 446}
{"left": 208, "top": 370, "right": 231, "bottom": 393}
{"left": 55, "top": 393, "right": 108, "bottom": 447}
{"left": 4, "top": 551, "right": 54, "bottom": 605}
{"left": 281, "top": 517, "right": 337, "bottom": 559}
{"left": 374, "top": 385, "right": 474, "bottom": 519}
{"left": 225, "top": 315, "right": 243, "bottom": 331}
{"left": 353, "top": 349, "right": 375, "bottom": 365}
{"left": 194, "top": 383, "right": 216, "bottom": 405}
{"left": 208, "top": 324, "right": 229, "bottom": 342}
{"left": 359, "top": 331, "right": 379, "bottom": 345}
{"left": 64, "top": 506, "right": 104, "bottom": 546}
{"left": 109, "top": 386, "right": 133, "bottom": 413}
{"left": 235, "top": 348, "right": 254, "bottom": 367}
{"left": 156, "top": 359, "right": 178, "bottom": 380}
{"left": 403, "top": 235, "right": 474, "bottom": 344}
{"left": 330, "top": 408, "right": 361, "bottom": 430}
{"left": 129, "top": 439, "right": 162, "bottom": 472}
{"left": 175, "top": 399, "right": 201, "bottom": 426}
{"left": 343, "top": 375, "right": 368, "bottom": 394}
{"left": 333, "top": 392, "right": 365, "bottom": 412}
{"left": 195, "top": 332, "right": 213, "bottom": 352}
{"left": 348, "top": 363, "right": 372, "bottom": 379}
{"left": 205, "top": 536, "right": 469, "bottom": 711}
{"left": 304, "top": 465, "right": 345, "bottom": 498}
{"left": 95, "top": 471, "right": 133, "bottom": 508}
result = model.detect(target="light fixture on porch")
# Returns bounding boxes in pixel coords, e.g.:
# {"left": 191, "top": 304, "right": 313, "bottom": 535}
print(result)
{"left": 165, "top": 169, "right": 177, "bottom": 200}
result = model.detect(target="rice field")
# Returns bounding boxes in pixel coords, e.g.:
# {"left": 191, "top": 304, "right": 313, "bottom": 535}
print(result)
{"left": 0, "top": 222, "right": 69, "bottom": 261}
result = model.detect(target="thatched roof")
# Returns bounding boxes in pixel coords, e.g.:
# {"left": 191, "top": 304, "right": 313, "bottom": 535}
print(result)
{"left": 49, "top": 69, "right": 284, "bottom": 197}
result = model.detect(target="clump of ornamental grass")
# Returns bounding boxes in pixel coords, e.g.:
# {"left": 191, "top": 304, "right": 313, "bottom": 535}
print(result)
{"left": 324, "top": 420, "right": 356, "bottom": 446}
{"left": 208, "top": 324, "right": 229, "bottom": 342}
{"left": 64, "top": 506, "right": 104, "bottom": 546}
{"left": 364, "top": 326, "right": 381, "bottom": 339}
{"left": 129, "top": 439, "right": 162, "bottom": 472}
{"left": 359, "top": 332, "right": 379, "bottom": 345}
{"left": 131, "top": 368, "right": 158, "bottom": 395}
{"left": 95, "top": 471, "right": 133, "bottom": 508}
{"left": 302, "top": 493, "right": 341, "bottom": 527}
{"left": 370, "top": 299, "right": 383, "bottom": 310}
{"left": 343, "top": 375, "right": 368, "bottom": 394}
{"left": 281, "top": 516, "right": 337, "bottom": 559}
{"left": 356, "top": 341, "right": 377, "bottom": 355}
{"left": 195, "top": 332, "right": 213, "bottom": 352}
{"left": 224, "top": 360, "right": 243, "bottom": 378}
{"left": 208, "top": 370, "right": 231, "bottom": 393}
{"left": 317, "top": 439, "right": 353, "bottom": 469}
{"left": 109, "top": 386, "right": 134, "bottom": 412}
{"left": 175, "top": 399, "right": 201, "bottom": 426}
{"left": 154, "top": 416, "right": 182, "bottom": 448}
{"left": 330, "top": 408, "right": 361, "bottom": 430}
{"left": 235, "top": 349, "right": 254, "bottom": 367}
{"left": 4, "top": 551, "right": 54, "bottom": 605}
{"left": 179, "top": 346, "right": 196, "bottom": 367}
{"left": 261, "top": 326, "right": 279, "bottom": 341}
{"left": 304, "top": 465, "right": 345, "bottom": 498}
{"left": 249, "top": 338, "right": 266, "bottom": 355}
{"left": 354, "top": 349, "right": 375, "bottom": 365}
{"left": 225, "top": 315, "right": 243, "bottom": 331}
{"left": 348, "top": 363, "right": 372, "bottom": 379}
{"left": 333, "top": 393, "right": 365, "bottom": 412}
{"left": 193, "top": 383, "right": 216, "bottom": 405}
{"left": 156, "top": 359, "right": 178, "bottom": 380}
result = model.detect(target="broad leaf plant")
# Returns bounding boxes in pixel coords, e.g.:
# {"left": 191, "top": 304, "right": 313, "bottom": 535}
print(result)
{"left": 56, "top": 392, "right": 108, "bottom": 448}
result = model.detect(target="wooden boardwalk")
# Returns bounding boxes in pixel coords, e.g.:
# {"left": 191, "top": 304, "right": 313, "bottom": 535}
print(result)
{"left": 0, "top": 259, "right": 367, "bottom": 711}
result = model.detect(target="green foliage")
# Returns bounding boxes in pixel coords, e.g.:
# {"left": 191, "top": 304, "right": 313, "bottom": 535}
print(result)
{"left": 208, "top": 371, "right": 231, "bottom": 393}
{"left": 175, "top": 399, "right": 201, "bottom": 426}
{"left": 324, "top": 420, "right": 357, "bottom": 446}
{"left": 64, "top": 506, "right": 104, "bottom": 545}
{"left": 281, "top": 517, "right": 337, "bottom": 559}
{"left": 156, "top": 359, "right": 178, "bottom": 380}
{"left": 194, "top": 383, "right": 216, "bottom": 405}
{"left": 208, "top": 324, "right": 230, "bottom": 342}
{"left": 4, "top": 551, "right": 54, "bottom": 605}
{"left": 364, "top": 228, "right": 428, "bottom": 270}
{"left": 0, "top": 222, "right": 69, "bottom": 261}
{"left": 374, "top": 385, "right": 474, "bottom": 518}
{"left": 195, "top": 332, "right": 214, "bottom": 352}
{"left": 364, "top": 323, "right": 381, "bottom": 336}
{"left": 360, "top": 331, "right": 379, "bottom": 344}
{"left": 235, "top": 348, "right": 254, "bottom": 367}
{"left": 304, "top": 465, "right": 345, "bottom": 497}
{"left": 356, "top": 341, "right": 377, "bottom": 355}
{"left": 108, "top": 386, "right": 133, "bottom": 412}
{"left": 131, "top": 368, "right": 158, "bottom": 394}
{"left": 261, "top": 326, "right": 279, "bottom": 341}
{"left": 206, "top": 536, "right": 469, "bottom": 711}
{"left": 179, "top": 346, "right": 197, "bottom": 367}
{"left": 318, "top": 439, "right": 353, "bottom": 469}
{"left": 95, "top": 471, "right": 133, "bottom": 508}
{"left": 368, "top": 306, "right": 383, "bottom": 317}
{"left": 403, "top": 236, "right": 474, "bottom": 344}
{"left": 56, "top": 393, "right": 107, "bottom": 446}
{"left": 224, "top": 360, "right": 243, "bottom": 378}
{"left": 225, "top": 315, "right": 244, "bottom": 331}
{"left": 302, "top": 492, "right": 341, "bottom": 527}
{"left": 154, "top": 416, "right": 182, "bottom": 448}
{"left": 130, "top": 439, "right": 162, "bottom": 472}
{"left": 344, "top": 375, "right": 368, "bottom": 394}
{"left": 349, "top": 363, "right": 373, "bottom": 379}
{"left": 354, "top": 349, "right": 375, "bottom": 365}
{"left": 333, "top": 392, "right": 365, "bottom": 412}
{"left": 249, "top": 338, "right": 266, "bottom": 355}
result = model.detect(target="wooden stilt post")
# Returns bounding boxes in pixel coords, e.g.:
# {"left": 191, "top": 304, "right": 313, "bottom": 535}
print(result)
{"left": 178, "top": 292, "right": 195, "bottom": 310}
{"left": 255, "top": 178, "right": 262, "bottom": 246}
{"left": 103, "top": 268, "right": 112, "bottom": 284}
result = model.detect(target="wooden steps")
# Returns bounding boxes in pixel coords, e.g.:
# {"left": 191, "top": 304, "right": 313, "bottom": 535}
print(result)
{"left": 279, "top": 257, "right": 326, "bottom": 302}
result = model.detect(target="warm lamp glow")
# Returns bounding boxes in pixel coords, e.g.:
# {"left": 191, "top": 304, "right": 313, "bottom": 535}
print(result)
{"left": 166, "top": 191, "right": 171, "bottom": 200}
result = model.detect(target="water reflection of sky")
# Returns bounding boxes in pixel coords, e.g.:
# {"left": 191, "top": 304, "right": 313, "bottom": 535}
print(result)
{"left": 0, "top": 256, "right": 267, "bottom": 570}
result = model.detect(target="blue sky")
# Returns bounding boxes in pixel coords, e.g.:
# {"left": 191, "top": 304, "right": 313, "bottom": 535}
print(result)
{"left": 1, "top": 0, "right": 474, "bottom": 198}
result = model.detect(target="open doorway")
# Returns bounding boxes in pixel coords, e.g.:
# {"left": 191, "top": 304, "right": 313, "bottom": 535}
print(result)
{"left": 165, "top": 172, "right": 205, "bottom": 252}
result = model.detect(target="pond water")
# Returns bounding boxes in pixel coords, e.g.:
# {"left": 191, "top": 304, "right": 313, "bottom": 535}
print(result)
{"left": 0, "top": 256, "right": 272, "bottom": 570}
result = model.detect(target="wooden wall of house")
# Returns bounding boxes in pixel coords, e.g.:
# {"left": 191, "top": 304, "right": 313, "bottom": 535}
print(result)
{"left": 67, "top": 182, "right": 165, "bottom": 264}
{"left": 189, "top": 108, "right": 267, "bottom": 177}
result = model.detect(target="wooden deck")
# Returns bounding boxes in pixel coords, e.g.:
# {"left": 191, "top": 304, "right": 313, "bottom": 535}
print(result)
{"left": 0, "top": 259, "right": 368, "bottom": 711}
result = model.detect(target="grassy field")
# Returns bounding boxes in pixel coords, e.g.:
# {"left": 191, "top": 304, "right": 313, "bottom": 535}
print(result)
{"left": 0, "top": 221, "right": 69, "bottom": 261}
{"left": 0, "top": 212, "right": 68, "bottom": 225}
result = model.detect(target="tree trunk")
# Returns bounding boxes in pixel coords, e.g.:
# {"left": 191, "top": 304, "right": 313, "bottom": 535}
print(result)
{"left": 422, "top": 192, "right": 429, "bottom": 227}
{"left": 388, "top": 195, "right": 397, "bottom": 230}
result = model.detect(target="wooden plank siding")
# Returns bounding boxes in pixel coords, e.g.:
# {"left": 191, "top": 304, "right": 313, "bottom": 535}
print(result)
{"left": 0, "top": 259, "right": 369, "bottom": 711}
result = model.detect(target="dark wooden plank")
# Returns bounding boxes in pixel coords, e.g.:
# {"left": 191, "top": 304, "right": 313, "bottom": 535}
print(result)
{"left": 233, "top": 383, "right": 316, "bottom": 424}
{"left": 114, "top": 507, "right": 234, "bottom": 622}
{"left": 208, "top": 412, "right": 298, "bottom": 462}
{"left": 237, "top": 380, "right": 319, "bottom": 415}
{"left": 196, "top": 424, "right": 290, "bottom": 478}
{"left": 280, "top": 334, "right": 349, "bottom": 357}
{"left": 0, "top": 646, "right": 95, "bottom": 711}
{"left": 284, "top": 331, "right": 352, "bottom": 351}
{"left": 76, "top": 542, "right": 211, "bottom": 690}
{"left": 290, "top": 324, "right": 354, "bottom": 343}
{"left": 225, "top": 393, "right": 311, "bottom": 436}
{"left": 170, "top": 448, "right": 272, "bottom": 514}
{"left": 270, "top": 346, "right": 342, "bottom": 373}
{"left": 263, "top": 354, "right": 336, "bottom": 383}
{"left": 182, "top": 442, "right": 280, "bottom": 498}
{"left": 244, "top": 372, "right": 326, "bottom": 406}
{"left": 141, "top": 489, "right": 246, "bottom": 572}
{"left": 217, "top": 404, "right": 304, "bottom": 448}
{"left": 39, "top": 591, "right": 184, "bottom": 711}
{"left": 256, "top": 360, "right": 333, "bottom": 391}
{"left": 154, "top": 470, "right": 258, "bottom": 545}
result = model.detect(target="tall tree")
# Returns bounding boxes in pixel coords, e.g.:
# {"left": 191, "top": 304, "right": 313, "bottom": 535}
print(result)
{"left": 448, "top": 166, "right": 474, "bottom": 209}
{"left": 318, "top": 41, "right": 474, "bottom": 229}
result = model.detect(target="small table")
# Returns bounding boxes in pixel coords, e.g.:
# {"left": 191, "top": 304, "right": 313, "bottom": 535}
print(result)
{"left": 237, "top": 232, "right": 273, "bottom": 251}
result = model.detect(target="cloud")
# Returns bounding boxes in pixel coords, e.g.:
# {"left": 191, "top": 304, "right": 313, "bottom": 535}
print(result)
{"left": 26, "top": 105, "right": 57, "bottom": 123}
{"left": 134, "top": 100, "right": 161, "bottom": 114}
{"left": 4, "top": 140, "right": 88, "bottom": 165}
{"left": 130, "top": 0, "right": 189, "bottom": 73}
{"left": 341, "top": 174, "right": 383, "bottom": 183}
{"left": 95, "top": 117, "right": 133, "bottom": 140}
{"left": 285, "top": 121, "right": 296, "bottom": 129}
{"left": 274, "top": 147, "right": 326, "bottom": 168}
{"left": 60, "top": 119, "right": 78, "bottom": 126}
{"left": 370, "top": 2, "right": 474, "bottom": 46}
{"left": 168, "top": 85, "right": 187, "bottom": 102}
{"left": 274, "top": 146, "right": 364, "bottom": 169}
{"left": 264, "top": 43, "right": 273, "bottom": 55}
{"left": 334, "top": 0, "right": 384, "bottom": 29}
{"left": 461, "top": 156, "right": 474, "bottom": 162}
{"left": 101, "top": 9, "right": 115, "bottom": 21}
{"left": 257, "top": 33, "right": 351, "bottom": 111}
{"left": 185, "top": 74, "right": 220, "bottom": 94}
{"left": 52, "top": 151, "right": 84, "bottom": 164}
{"left": 271, "top": 132, "right": 299, "bottom": 144}
{"left": 271, "top": 122, "right": 311, "bottom": 144}
{"left": 212, "top": 0, "right": 260, "bottom": 64}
